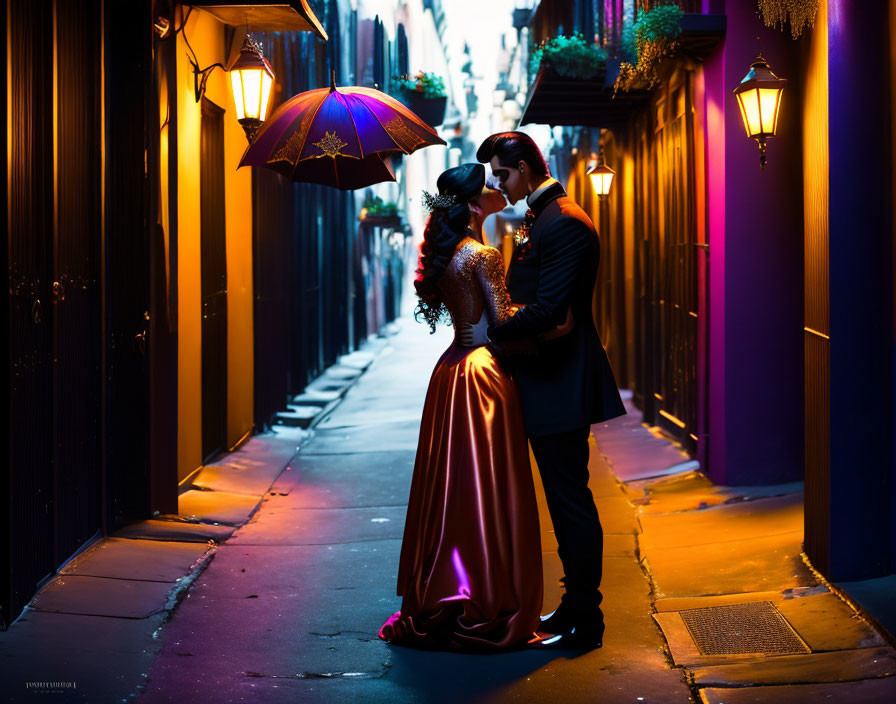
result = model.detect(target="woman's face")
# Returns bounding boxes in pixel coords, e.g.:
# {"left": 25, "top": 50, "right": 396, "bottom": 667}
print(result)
{"left": 470, "top": 181, "right": 507, "bottom": 220}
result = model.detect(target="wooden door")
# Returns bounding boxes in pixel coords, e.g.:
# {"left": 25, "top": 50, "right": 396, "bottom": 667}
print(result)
{"left": 655, "top": 81, "right": 699, "bottom": 451}
{"left": 53, "top": 0, "right": 103, "bottom": 564}
{"left": 200, "top": 98, "right": 228, "bottom": 462}
{"left": 634, "top": 74, "right": 701, "bottom": 454}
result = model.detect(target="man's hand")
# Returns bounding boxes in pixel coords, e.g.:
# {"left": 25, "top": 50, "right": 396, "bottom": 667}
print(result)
{"left": 540, "top": 308, "right": 574, "bottom": 342}
{"left": 458, "top": 315, "right": 489, "bottom": 348}
{"left": 489, "top": 337, "right": 539, "bottom": 357}
{"left": 458, "top": 321, "right": 475, "bottom": 347}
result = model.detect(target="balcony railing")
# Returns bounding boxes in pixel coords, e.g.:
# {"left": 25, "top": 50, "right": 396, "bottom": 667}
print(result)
{"left": 599, "top": 0, "right": 705, "bottom": 59}
{"left": 636, "top": 0, "right": 703, "bottom": 14}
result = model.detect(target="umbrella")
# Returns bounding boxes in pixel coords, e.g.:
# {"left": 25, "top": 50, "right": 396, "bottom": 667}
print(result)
{"left": 239, "top": 78, "right": 446, "bottom": 190}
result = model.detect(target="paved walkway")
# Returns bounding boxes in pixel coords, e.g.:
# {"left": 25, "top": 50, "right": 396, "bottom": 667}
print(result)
{"left": 7, "top": 313, "right": 893, "bottom": 703}
{"left": 138, "top": 315, "right": 689, "bottom": 703}
{"left": 592, "top": 403, "right": 896, "bottom": 703}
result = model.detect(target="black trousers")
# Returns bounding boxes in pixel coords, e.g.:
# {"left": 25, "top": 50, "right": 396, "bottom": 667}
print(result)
{"left": 530, "top": 425, "right": 603, "bottom": 606}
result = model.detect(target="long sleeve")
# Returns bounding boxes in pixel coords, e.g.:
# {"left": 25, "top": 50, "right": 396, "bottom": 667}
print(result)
{"left": 488, "top": 216, "right": 593, "bottom": 342}
{"left": 475, "top": 246, "right": 514, "bottom": 326}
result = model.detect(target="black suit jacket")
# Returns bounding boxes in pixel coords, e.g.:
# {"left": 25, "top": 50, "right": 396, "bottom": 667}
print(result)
{"left": 488, "top": 182, "right": 626, "bottom": 437}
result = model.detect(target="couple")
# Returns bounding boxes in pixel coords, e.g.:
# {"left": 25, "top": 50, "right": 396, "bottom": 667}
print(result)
{"left": 379, "top": 132, "right": 626, "bottom": 652}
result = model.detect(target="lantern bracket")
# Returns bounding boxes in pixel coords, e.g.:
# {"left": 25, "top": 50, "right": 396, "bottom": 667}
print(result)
{"left": 190, "top": 61, "right": 226, "bottom": 103}
{"left": 180, "top": 7, "right": 226, "bottom": 102}
{"left": 755, "top": 135, "right": 768, "bottom": 171}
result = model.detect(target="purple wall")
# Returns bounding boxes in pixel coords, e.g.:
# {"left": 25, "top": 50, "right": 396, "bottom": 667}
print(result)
{"left": 704, "top": 0, "right": 805, "bottom": 485}
{"left": 825, "top": 0, "right": 893, "bottom": 579}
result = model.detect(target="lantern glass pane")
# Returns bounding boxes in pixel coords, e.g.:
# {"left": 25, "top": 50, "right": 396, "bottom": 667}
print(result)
{"left": 759, "top": 87, "right": 781, "bottom": 135}
{"left": 589, "top": 172, "right": 613, "bottom": 195}
{"left": 241, "top": 68, "right": 264, "bottom": 119}
{"left": 231, "top": 70, "right": 246, "bottom": 120}
{"left": 259, "top": 71, "right": 273, "bottom": 122}
{"left": 601, "top": 172, "right": 614, "bottom": 194}
{"left": 738, "top": 88, "right": 762, "bottom": 138}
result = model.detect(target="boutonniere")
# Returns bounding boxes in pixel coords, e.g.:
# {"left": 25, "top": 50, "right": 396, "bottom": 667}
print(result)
{"left": 512, "top": 209, "right": 536, "bottom": 249}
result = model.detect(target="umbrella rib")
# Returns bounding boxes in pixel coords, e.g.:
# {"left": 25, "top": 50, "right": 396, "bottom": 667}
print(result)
{"left": 294, "top": 89, "right": 331, "bottom": 164}
{"left": 349, "top": 86, "right": 441, "bottom": 138}
{"left": 353, "top": 97, "right": 417, "bottom": 155}
{"left": 334, "top": 91, "right": 365, "bottom": 159}
{"left": 259, "top": 91, "right": 321, "bottom": 169}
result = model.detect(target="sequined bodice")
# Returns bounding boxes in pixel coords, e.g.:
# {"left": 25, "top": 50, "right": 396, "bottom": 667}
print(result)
{"left": 439, "top": 237, "right": 513, "bottom": 339}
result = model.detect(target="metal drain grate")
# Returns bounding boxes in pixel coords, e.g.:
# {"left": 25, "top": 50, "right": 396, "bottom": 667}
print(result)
{"left": 679, "top": 601, "right": 810, "bottom": 656}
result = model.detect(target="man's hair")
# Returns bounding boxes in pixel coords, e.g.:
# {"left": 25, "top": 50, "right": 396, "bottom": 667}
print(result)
{"left": 476, "top": 131, "right": 549, "bottom": 177}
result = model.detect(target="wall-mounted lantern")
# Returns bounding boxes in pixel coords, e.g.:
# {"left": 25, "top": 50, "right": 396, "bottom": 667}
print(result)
{"left": 229, "top": 34, "right": 275, "bottom": 143}
{"left": 177, "top": 0, "right": 328, "bottom": 146}
{"left": 587, "top": 154, "right": 615, "bottom": 197}
{"left": 184, "top": 21, "right": 275, "bottom": 143}
{"left": 733, "top": 53, "right": 786, "bottom": 170}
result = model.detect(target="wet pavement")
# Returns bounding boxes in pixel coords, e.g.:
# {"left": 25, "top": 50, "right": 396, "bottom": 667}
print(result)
{"left": 4, "top": 314, "right": 895, "bottom": 703}
{"left": 138, "top": 316, "right": 689, "bottom": 704}
{"left": 594, "top": 400, "right": 896, "bottom": 703}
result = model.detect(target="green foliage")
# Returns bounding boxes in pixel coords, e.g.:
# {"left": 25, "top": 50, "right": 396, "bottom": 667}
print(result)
{"left": 529, "top": 33, "right": 608, "bottom": 80}
{"left": 615, "top": 4, "right": 684, "bottom": 93}
{"left": 634, "top": 4, "right": 683, "bottom": 44}
{"left": 396, "top": 71, "right": 446, "bottom": 99}
{"left": 361, "top": 195, "right": 399, "bottom": 218}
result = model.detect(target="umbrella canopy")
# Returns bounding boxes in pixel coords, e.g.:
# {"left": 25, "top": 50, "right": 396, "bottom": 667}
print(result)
{"left": 240, "top": 82, "right": 446, "bottom": 190}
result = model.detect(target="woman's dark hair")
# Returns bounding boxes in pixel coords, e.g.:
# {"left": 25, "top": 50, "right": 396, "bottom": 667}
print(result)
{"left": 476, "top": 131, "right": 549, "bottom": 177}
{"left": 414, "top": 163, "right": 485, "bottom": 332}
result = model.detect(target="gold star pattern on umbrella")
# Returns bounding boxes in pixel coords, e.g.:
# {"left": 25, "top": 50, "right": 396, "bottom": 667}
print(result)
{"left": 314, "top": 130, "right": 348, "bottom": 157}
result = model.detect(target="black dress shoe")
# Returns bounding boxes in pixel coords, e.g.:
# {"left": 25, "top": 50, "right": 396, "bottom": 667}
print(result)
{"left": 540, "top": 596, "right": 604, "bottom": 636}
{"left": 538, "top": 601, "right": 577, "bottom": 635}
{"left": 530, "top": 623, "right": 604, "bottom": 651}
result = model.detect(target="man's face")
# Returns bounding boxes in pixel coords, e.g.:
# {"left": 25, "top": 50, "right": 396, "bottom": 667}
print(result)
{"left": 489, "top": 155, "right": 528, "bottom": 205}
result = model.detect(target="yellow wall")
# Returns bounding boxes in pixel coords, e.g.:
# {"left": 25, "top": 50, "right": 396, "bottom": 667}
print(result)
{"left": 802, "top": 0, "right": 828, "bottom": 338}
{"left": 176, "top": 8, "right": 254, "bottom": 482}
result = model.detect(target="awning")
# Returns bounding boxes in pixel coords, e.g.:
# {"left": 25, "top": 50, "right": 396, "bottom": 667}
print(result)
{"left": 519, "top": 66, "right": 648, "bottom": 128}
{"left": 519, "top": 13, "right": 725, "bottom": 129}
{"left": 189, "top": 1, "right": 328, "bottom": 40}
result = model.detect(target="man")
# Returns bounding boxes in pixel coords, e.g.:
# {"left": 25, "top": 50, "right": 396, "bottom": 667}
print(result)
{"left": 474, "top": 131, "right": 626, "bottom": 650}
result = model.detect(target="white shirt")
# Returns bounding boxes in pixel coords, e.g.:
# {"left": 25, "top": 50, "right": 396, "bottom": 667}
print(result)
{"left": 526, "top": 177, "right": 559, "bottom": 209}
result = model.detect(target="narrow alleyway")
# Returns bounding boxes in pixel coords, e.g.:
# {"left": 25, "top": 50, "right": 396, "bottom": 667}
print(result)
{"left": 5, "top": 313, "right": 895, "bottom": 703}
{"left": 138, "top": 316, "right": 691, "bottom": 704}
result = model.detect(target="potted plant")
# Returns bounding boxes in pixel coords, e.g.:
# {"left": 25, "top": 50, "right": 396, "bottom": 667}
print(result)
{"left": 359, "top": 195, "right": 402, "bottom": 224}
{"left": 614, "top": 4, "right": 683, "bottom": 93}
{"left": 395, "top": 71, "right": 448, "bottom": 128}
{"left": 529, "top": 33, "right": 608, "bottom": 83}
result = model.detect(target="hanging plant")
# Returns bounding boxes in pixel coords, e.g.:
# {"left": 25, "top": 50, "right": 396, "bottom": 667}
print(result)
{"left": 395, "top": 71, "right": 446, "bottom": 99}
{"left": 393, "top": 71, "right": 448, "bottom": 127}
{"left": 758, "top": 0, "right": 819, "bottom": 39}
{"left": 614, "top": 4, "right": 684, "bottom": 93}
{"left": 360, "top": 195, "right": 399, "bottom": 218}
{"left": 530, "top": 33, "right": 608, "bottom": 80}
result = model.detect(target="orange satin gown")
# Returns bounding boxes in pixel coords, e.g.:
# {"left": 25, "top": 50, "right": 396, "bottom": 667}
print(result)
{"left": 379, "top": 237, "right": 543, "bottom": 651}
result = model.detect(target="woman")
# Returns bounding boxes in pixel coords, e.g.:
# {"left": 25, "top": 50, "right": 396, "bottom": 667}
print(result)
{"left": 378, "top": 163, "right": 542, "bottom": 651}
